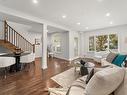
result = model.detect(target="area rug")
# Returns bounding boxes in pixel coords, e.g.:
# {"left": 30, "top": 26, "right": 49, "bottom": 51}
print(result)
{"left": 51, "top": 68, "right": 80, "bottom": 88}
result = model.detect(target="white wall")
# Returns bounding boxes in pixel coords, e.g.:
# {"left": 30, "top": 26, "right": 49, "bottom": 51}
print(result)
{"left": 80, "top": 25, "right": 127, "bottom": 55}
{"left": 28, "top": 32, "right": 42, "bottom": 57}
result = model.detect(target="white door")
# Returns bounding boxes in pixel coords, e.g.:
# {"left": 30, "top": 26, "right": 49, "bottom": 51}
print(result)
{"left": 74, "top": 37, "right": 78, "bottom": 57}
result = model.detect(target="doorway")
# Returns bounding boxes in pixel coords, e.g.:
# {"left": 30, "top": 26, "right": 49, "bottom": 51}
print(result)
{"left": 74, "top": 37, "right": 78, "bottom": 57}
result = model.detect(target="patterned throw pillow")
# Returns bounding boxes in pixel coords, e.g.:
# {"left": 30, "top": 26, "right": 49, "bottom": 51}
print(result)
{"left": 106, "top": 52, "right": 117, "bottom": 63}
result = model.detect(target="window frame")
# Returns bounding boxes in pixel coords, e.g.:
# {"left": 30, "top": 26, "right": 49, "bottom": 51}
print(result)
{"left": 88, "top": 34, "right": 118, "bottom": 52}
{"left": 52, "top": 33, "right": 62, "bottom": 53}
{"left": 89, "top": 36, "right": 95, "bottom": 51}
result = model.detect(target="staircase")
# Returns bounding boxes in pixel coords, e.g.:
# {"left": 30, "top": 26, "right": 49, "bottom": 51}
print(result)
{"left": 0, "top": 20, "right": 35, "bottom": 54}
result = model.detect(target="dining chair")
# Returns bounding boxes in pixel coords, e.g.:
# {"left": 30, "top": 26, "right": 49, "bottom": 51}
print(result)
{"left": 0, "top": 57, "right": 15, "bottom": 79}
{"left": 20, "top": 53, "right": 35, "bottom": 71}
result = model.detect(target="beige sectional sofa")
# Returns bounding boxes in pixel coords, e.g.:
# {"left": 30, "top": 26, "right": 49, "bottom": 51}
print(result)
{"left": 115, "top": 68, "right": 127, "bottom": 95}
{"left": 67, "top": 67, "right": 126, "bottom": 95}
{"left": 49, "top": 57, "right": 127, "bottom": 95}
{"left": 49, "top": 66, "right": 127, "bottom": 95}
{"left": 101, "top": 58, "right": 127, "bottom": 95}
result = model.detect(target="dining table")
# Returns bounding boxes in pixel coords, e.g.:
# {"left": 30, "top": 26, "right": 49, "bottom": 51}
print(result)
{"left": 0, "top": 52, "right": 30, "bottom": 72}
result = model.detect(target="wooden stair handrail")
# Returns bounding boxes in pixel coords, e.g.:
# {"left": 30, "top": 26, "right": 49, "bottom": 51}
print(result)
{"left": 4, "top": 20, "right": 35, "bottom": 53}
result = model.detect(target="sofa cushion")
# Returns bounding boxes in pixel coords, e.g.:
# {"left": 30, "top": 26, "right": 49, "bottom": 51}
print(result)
{"left": 112, "top": 54, "right": 126, "bottom": 67}
{"left": 114, "top": 68, "right": 127, "bottom": 95}
{"left": 85, "top": 67, "right": 125, "bottom": 95}
{"left": 67, "top": 76, "right": 87, "bottom": 95}
{"left": 106, "top": 52, "right": 117, "bottom": 63}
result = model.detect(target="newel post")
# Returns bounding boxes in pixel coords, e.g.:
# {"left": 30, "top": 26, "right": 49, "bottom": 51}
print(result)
{"left": 4, "top": 20, "right": 7, "bottom": 42}
{"left": 33, "top": 44, "right": 35, "bottom": 53}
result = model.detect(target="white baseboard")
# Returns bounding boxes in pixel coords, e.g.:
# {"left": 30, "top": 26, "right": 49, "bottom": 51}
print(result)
{"left": 37, "top": 56, "right": 81, "bottom": 62}
{"left": 69, "top": 56, "right": 80, "bottom": 61}
{"left": 54, "top": 56, "right": 70, "bottom": 61}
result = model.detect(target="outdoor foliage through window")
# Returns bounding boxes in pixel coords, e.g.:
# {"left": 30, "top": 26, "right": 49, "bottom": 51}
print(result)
{"left": 109, "top": 34, "right": 118, "bottom": 50}
{"left": 96, "top": 35, "right": 108, "bottom": 52}
{"left": 89, "top": 34, "right": 118, "bottom": 52}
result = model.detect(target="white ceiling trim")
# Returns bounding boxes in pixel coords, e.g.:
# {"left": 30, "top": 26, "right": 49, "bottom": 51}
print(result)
{"left": 0, "top": 5, "right": 74, "bottom": 32}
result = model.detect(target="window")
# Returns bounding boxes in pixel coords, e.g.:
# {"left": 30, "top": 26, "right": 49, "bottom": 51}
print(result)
{"left": 96, "top": 35, "right": 108, "bottom": 52}
{"left": 52, "top": 34, "right": 62, "bottom": 53}
{"left": 109, "top": 34, "right": 118, "bottom": 50}
{"left": 89, "top": 36, "right": 95, "bottom": 51}
{"left": 89, "top": 34, "right": 118, "bottom": 52}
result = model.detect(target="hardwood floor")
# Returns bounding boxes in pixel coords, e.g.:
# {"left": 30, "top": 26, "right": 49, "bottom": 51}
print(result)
{"left": 0, "top": 57, "right": 100, "bottom": 95}
{"left": 0, "top": 58, "right": 70, "bottom": 95}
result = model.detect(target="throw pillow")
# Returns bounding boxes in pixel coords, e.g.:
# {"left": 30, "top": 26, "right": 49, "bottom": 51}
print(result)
{"left": 112, "top": 54, "right": 126, "bottom": 67}
{"left": 86, "top": 68, "right": 94, "bottom": 84}
{"left": 106, "top": 52, "right": 117, "bottom": 63}
{"left": 85, "top": 67, "right": 125, "bottom": 95}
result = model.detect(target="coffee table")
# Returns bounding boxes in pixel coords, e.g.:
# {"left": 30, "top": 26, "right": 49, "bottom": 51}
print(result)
{"left": 72, "top": 61, "right": 95, "bottom": 74}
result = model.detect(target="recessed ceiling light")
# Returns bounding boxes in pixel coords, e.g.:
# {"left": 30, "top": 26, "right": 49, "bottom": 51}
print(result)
{"left": 86, "top": 27, "right": 89, "bottom": 29}
{"left": 62, "top": 15, "right": 67, "bottom": 19}
{"left": 33, "top": 0, "right": 38, "bottom": 4}
{"left": 106, "top": 13, "right": 110, "bottom": 17}
{"left": 110, "top": 21, "right": 113, "bottom": 25}
{"left": 77, "top": 23, "right": 81, "bottom": 25}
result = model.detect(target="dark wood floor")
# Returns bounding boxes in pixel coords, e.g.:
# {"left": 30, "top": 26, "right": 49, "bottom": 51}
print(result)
{"left": 0, "top": 57, "right": 100, "bottom": 95}
{"left": 0, "top": 58, "right": 71, "bottom": 95}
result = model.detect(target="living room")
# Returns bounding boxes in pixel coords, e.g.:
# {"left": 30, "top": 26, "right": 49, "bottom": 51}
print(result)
{"left": 0, "top": 0, "right": 127, "bottom": 95}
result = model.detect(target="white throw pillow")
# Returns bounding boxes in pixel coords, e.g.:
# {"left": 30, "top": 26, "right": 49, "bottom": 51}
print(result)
{"left": 85, "top": 67, "right": 125, "bottom": 95}
{"left": 114, "top": 68, "right": 127, "bottom": 95}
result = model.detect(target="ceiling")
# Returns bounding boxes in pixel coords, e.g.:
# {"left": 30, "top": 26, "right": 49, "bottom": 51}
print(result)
{"left": 0, "top": 12, "right": 66, "bottom": 33}
{"left": 0, "top": 0, "right": 127, "bottom": 31}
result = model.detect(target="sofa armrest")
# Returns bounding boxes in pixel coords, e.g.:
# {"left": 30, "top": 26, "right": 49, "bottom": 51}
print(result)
{"left": 66, "top": 76, "right": 87, "bottom": 95}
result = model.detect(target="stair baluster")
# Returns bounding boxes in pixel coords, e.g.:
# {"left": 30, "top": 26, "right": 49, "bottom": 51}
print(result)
{"left": 4, "top": 20, "right": 35, "bottom": 53}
